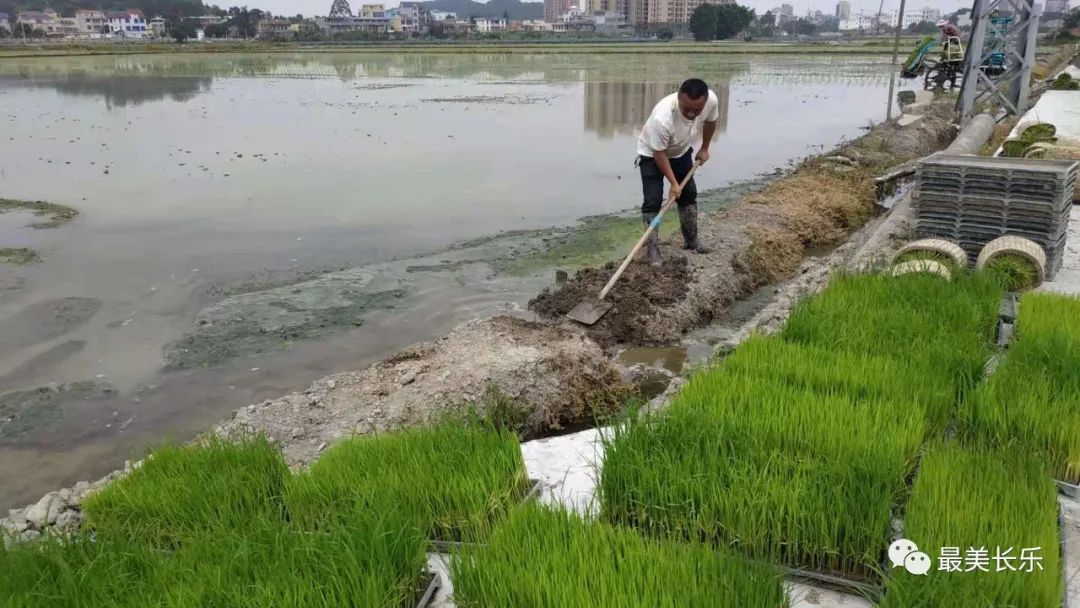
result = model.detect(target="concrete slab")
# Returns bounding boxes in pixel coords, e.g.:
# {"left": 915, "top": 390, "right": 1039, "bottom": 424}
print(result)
{"left": 898, "top": 114, "right": 925, "bottom": 128}
{"left": 1040, "top": 206, "right": 1080, "bottom": 296}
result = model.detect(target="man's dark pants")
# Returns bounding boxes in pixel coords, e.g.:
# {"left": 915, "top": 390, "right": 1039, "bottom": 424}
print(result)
{"left": 637, "top": 148, "right": 696, "bottom": 213}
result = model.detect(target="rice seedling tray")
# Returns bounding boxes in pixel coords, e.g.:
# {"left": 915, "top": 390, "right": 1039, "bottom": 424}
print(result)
{"left": 428, "top": 478, "right": 542, "bottom": 552}
{"left": 415, "top": 571, "right": 442, "bottom": 608}
{"left": 1056, "top": 478, "right": 1080, "bottom": 498}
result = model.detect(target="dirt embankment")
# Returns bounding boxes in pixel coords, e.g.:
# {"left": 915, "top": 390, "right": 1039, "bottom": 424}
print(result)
{"left": 217, "top": 316, "right": 630, "bottom": 469}
{"left": 531, "top": 98, "right": 956, "bottom": 346}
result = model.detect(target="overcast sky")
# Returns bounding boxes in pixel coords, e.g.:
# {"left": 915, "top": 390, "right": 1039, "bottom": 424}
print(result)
{"left": 255, "top": 0, "right": 970, "bottom": 21}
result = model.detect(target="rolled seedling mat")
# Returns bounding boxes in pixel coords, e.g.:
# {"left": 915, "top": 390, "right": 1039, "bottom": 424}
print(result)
{"left": 889, "top": 259, "right": 954, "bottom": 281}
{"left": 1018, "top": 121, "right": 1057, "bottom": 141}
{"left": 893, "top": 238, "right": 969, "bottom": 270}
{"left": 975, "top": 235, "right": 1047, "bottom": 289}
{"left": 415, "top": 571, "right": 441, "bottom": 608}
{"left": 428, "top": 478, "right": 543, "bottom": 552}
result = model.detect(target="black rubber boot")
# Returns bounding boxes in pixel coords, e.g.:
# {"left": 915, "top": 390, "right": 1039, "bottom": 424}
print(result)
{"left": 641, "top": 212, "right": 661, "bottom": 267}
{"left": 678, "top": 204, "right": 711, "bottom": 254}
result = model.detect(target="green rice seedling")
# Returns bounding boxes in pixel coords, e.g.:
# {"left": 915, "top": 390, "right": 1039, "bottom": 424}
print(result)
{"left": 781, "top": 272, "right": 1001, "bottom": 395}
{"left": 155, "top": 511, "right": 430, "bottom": 607}
{"left": 451, "top": 502, "right": 789, "bottom": 607}
{"left": 879, "top": 442, "right": 1061, "bottom": 607}
{"left": 961, "top": 292, "right": 1080, "bottom": 482}
{"left": 601, "top": 273, "right": 1002, "bottom": 578}
{"left": 983, "top": 253, "right": 1041, "bottom": 291}
{"left": 0, "top": 531, "right": 169, "bottom": 607}
{"left": 82, "top": 434, "right": 289, "bottom": 547}
{"left": 600, "top": 371, "right": 925, "bottom": 578}
{"left": 286, "top": 418, "right": 529, "bottom": 542}
{"left": 721, "top": 336, "right": 956, "bottom": 431}
{"left": 0, "top": 511, "right": 430, "bottom": 608}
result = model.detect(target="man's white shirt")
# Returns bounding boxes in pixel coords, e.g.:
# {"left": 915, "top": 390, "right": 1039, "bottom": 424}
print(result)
{"left": 636, "top": 90, "right": 720, "bottom": 158}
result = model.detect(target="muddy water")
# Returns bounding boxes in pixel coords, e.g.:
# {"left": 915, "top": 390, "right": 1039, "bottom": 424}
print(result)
{"left": 0, "top": 52, "right": 893, "bottom": 510}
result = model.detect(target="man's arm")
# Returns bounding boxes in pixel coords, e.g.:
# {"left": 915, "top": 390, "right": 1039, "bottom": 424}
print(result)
{"left": 697, "top": 121, "right": 717, "bottom": 164}
{"left": 652, "top": 150, "right": 682, "bottom": 199}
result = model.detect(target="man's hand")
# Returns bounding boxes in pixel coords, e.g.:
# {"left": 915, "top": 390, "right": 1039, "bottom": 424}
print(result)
{"left": 668, "top": 180, "right": 683, "bottom": 201}
{"left": 696, "top": 147, "right": 710, "bottom": 165}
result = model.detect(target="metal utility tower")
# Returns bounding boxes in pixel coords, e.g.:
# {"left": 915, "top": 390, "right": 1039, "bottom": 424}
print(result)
{"left": 956, "top": 0, "right": 1041, "bottom": 126}
{"left": 329, "top": 0, "right": 353, "bottom": 17}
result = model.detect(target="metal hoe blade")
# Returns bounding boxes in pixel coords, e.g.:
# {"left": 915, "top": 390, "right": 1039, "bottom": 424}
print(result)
{"left": 566, "top": 299, "right": 613, "bottom": 325}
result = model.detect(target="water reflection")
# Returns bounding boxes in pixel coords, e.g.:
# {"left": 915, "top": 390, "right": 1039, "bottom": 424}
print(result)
{"left": 5, "top": 74, "right": 213, "bottom": 109}
{"left": 584, "top": 81, "right": 730, "bottom": 139}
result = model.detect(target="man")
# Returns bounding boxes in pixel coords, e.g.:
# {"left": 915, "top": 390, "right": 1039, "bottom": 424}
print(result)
{"left": 936, "top": 19, "right": 961, "bottom": 60}
{"left": 636, "top": 78, "right": 719, "bottom": 266}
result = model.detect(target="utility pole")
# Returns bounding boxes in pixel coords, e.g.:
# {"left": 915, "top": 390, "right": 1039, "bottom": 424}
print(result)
{"left": 885, "top": 0, "right": 908, "bottom": 120}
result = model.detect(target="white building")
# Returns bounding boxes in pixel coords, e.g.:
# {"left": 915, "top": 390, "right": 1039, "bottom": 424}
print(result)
{"left": 1045, "top": 0, "right": 1069, "bottom": 12}
{"left": 835, "top": 0, "right": 850, "bottom": 19}
{"left": 839, "top": 11, "right": 883, "bottom": 30}
{"left": 429, "top": 9, "right": 457, "bottom": 21}
{"left": 773, "top": 2, "right": 794, "bottom": 23}
{"left": 956, "top": 11, "right": 971, "bottom": 26}
{"left": 76, "top": 9, "right": 108, "bottom": 37}
{"left": 149, "top": 16, "right": 166, "bottom": 36}
{"left": 473, "top": 16, "right": 507, "bottom": 31}
{"left": 901, "top": 5, "right": 940, "bottom": 27}
{"left": 521, "top": 18, "right": 552, "bottom": 30}
{"left": 108, "top": 11, "right": 149, "bottom": 38}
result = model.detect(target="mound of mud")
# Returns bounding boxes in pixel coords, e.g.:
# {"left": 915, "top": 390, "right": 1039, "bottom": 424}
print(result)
{"left": 529, "top": 256, "right": 692, "bottom": 347}
{"left": 220, "top": 316, "right": 631, "bottom": 468}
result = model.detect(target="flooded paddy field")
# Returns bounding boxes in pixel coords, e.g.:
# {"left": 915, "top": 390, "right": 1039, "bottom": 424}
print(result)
{"left": 0, "top": 51, "right": 894, "bottom": 510}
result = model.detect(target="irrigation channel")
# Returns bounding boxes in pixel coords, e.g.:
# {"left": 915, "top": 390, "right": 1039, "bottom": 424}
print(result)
{"left": 3, "top": 49, "right": 1080, "bottom": 607}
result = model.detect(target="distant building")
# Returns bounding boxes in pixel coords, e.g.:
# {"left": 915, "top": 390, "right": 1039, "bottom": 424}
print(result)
{"left": 108, "top": 11, "right": 148, "bottom": 38}
{"left": 545, "top": 0, "right": 574, "bottom": 22}
{"left": 839, "top": 11, "right": 880, "bottom": 30}
{"left": 76, "top": 9, "right": 108, "bottom": 36}
{"left": 17, "top": 10, "right": 62, "bottom": 35}
{"left": 473, "top": 16, "right": 507, "bottom": 31}
{"left": 835, "top": 0, "right": 850, "bottom": 19}
{"left": 256, "top": 16, "right": 292, "bottom": 37}
{"left": 0, "top": 13, "right": 10, "bottom": 33}
{"left": 395, "top": 2, "right": 427, "bottom": 33}
{"left": 902, "top": 5, "right": 939, "bottom": 27}
{"left": 771, "top": 3, "right": 794, "bottom": 24}
{"left": 956, "top": 11, "right": 971, "bottom": 27}
{"left": 429, "top": 9, "right": 457, "bottom": 21}
{"left": 149, "top": 16, "right": 166, "bottom": 36}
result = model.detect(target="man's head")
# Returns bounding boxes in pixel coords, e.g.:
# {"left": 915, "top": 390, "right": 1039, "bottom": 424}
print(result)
{"left": 936, "top": 19, "right": 949, "bottom": 29}
{"left": 677, "top": 78, "right": 709, "bottom": 120}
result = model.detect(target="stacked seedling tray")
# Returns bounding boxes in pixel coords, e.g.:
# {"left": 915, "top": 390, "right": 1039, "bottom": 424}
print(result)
{"left": 913, "top": 155, "right": 1077, "bottom": 277}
